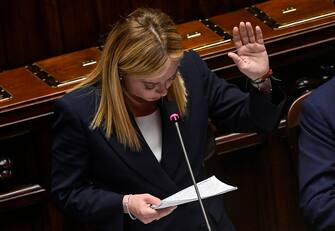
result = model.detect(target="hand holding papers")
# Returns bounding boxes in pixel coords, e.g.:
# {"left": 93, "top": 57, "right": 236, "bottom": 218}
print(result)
{"left": 151, "top": 176, "right": 237, "bottom": 209}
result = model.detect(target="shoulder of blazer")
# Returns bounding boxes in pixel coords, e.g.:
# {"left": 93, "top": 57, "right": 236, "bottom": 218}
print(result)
{"left": 304, "top": 77, "right": 335, "bottom": 110}
{"left": 62, "top": 85, "right": 99, "bottom": 103}
{"left": 55, "top": 85, "right": 100, "bottom": 120}
{"left": 180, "top": 50, "right": 203, "bottom": 69}
{"left": 179, "top": 50, "right": 209, "bottom": 86}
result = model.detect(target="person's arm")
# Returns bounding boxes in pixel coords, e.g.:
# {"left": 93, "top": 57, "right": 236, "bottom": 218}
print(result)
{"left": 203, "top": 22, "right": 284, "bottom": 133}
{"left": 187, "top": 50, "right": 284, "bottom": 133}
{"left": 299, "top": 99, "right": 335, "bottom": 231}
{"left": 51, "top": 98, "right": 125, "bottom": 226}
{"left": 228, "top": 22, "right": 272, "bottom": 93}
{"left": 51, "top": 98, "right": 175, "bottom": 225}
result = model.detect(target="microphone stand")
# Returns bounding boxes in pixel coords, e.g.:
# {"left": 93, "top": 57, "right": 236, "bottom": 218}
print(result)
{"left": 171, "top": 119, "right": 212, "bottom": 231}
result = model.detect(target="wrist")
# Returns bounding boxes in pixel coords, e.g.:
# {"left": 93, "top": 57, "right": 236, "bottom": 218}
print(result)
{"left": 250, "top": 68, "right": 273, "bottom": 93}
{"left": 123, "top": 195, "right": 129, "bottom": 213}
{"left": 251, "top": 68, "right": 272, "bottom": 84}
{"left": 123, "top": 194, "right": 137, "bottom": 220}
{"left": 251, "top": 78, "right": 272, "bottom": 94}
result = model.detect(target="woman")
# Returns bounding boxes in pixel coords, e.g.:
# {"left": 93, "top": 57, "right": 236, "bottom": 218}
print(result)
{"left": 51, "top": 8, "right": 285, "bottom": 231}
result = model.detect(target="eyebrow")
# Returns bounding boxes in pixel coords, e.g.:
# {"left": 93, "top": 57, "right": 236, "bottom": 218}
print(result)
{"left": 142, "top": 70, "right": 178, "bottom": 85}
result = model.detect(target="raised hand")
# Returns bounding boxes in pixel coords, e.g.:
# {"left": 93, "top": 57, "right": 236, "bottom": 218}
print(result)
{"left": 124, "top": 194, "right": 176, "bottom": 224}
{"left": 228, "top": 22, "right": 269, "bottom": 81}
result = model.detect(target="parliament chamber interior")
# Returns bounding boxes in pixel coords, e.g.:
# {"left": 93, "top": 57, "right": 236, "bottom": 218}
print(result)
{"left": 1, "top": 0, "right": 335, "bottom": 230}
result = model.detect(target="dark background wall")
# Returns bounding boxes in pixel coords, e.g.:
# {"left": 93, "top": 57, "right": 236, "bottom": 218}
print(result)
{"left": 0, "top": 0, "right": 265, "bottom": 71}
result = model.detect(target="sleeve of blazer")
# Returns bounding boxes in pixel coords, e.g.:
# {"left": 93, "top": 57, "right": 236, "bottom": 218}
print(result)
{"left": 189, "top": 51, "right": 285, "bottom": 133}
{"left": 51, "top": 97, "right": 124, "bottom": 229}
{"left": 299, "top": 99, "right": 335, "bottom": 231}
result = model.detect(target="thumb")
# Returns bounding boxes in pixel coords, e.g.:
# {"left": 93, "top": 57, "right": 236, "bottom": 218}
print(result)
{"left": 228, "top": 52, "right": 243, "bottom": 66}
{"left": 143, "top": 194, "right": 161, "bottom": 206}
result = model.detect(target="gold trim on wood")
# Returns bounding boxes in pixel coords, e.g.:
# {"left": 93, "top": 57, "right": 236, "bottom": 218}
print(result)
{"left": 0, "top": 184, "right": 45, "bottom": 202}
{"left": 277, "top": 12, "right": 335, "bottom": 29}
{"left": 81, "top": 59, "right": 97, "bottom": 67}
{"left": 186, "top": 31, "right": 202, "bottom": 39}
{"left": 193, "top": 40, "right": 231, "bottom": 51}
{"left": 247, "top": 5, "right": 335, "bottom": 30}
{"left": 187, "top": 18, "right": 232, "bottom": 51}
{"left": 282, "top": 6, "right": 297, "bottom": 14}
{"left": 0, "top": 86, "right": 12, "bottom": 102}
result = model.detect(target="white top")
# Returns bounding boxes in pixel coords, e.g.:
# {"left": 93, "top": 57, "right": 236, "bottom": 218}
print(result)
{"left": 135, "top": 110, "right": 162, "bottom": 162}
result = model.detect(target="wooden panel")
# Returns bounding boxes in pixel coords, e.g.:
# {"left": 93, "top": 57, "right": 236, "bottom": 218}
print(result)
{"left": 95, "top": 0, "right": 133, "bottom": 35}
{"left": 230, "top": 0, "right": 266, "bottom": 10}
{"left": 193, "top": 7, "right": 335, "bottom": 79}
{"left": 254, "top": 0, "right": 335, "bottom": 29}
{"left": 1, "top": 204, "right": 47, "bottom": 230}
{"left": 0, "top": 0, "right": 52, "bottom": 69}
{"left": 206, "top": 129, "right": 307, "bottom": 231}
{"left": 0, "top": 11, "right": 6, "bottom": 71}
{"left": 0, "top": 68, "right": 60, "bottom": 112}
{"left": 35, "top": 47, "right": 100, "bottom": 85}
{"left": 0, "top": 0, "right": 266, "bottom": 70}
{"left": 206, "top": 7, "right": 335, "bottom": 54}
{"left": 56, "top": 0, "right": 100, "bottom": 51}
{"left": 205, "top": 146, "right": 267, "bottom": 231}
{"left": 0, "top": 117, "right": 53, "bottom": 212}
{"left": 0, "top": 111, "right": 56, "bottom": 231}
{"left": 177, "top": 20, "right": 224, "bottom": 51}
{"left": 40, "top": 0, "right": 64, "bottom": 54}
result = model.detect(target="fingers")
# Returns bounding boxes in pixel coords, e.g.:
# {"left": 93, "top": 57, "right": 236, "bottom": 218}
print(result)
{"left": 127, "top": 194, "right": 176, "bottom": 224}
{"left": 239, "top": 22, "right": 249, "bottom": 45}
{"left": 232, "top": 26, "right": 242, "bottom": 49}
{"left": 232, "top": 22, "right": 263, "bottom": 45}
{"left": 255, "top": 25, "right": 264, "bottom": 44}
{"left": 246, "top": 22, "right": 255, "bottom": 43}
{"left": 127, "top": 194, "right": 157, "bottom": 223}
{"left": 142, "top": 193, "right": 161, "bottom": 206}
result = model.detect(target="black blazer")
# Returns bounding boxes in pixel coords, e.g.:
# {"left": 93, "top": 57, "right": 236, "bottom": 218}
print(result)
{"left": 51, "top": 50, "right": 285, "bottom": 231}
{"left": 299, "top": 77, "right": 335, "bottom": 231}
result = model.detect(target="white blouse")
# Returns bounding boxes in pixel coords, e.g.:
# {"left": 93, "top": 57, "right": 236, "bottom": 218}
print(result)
{"left": 135, "top": 109, "right": 162, "bottom": 162}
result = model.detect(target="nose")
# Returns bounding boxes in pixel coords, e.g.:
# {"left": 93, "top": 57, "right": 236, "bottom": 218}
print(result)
{"left": 156, "top": 83, "right": 168, "bottom": 96}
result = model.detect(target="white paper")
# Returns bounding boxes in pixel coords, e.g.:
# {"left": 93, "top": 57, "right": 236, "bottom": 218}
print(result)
{"left": 151, "top": 176, "right": 237, "bottom": 209}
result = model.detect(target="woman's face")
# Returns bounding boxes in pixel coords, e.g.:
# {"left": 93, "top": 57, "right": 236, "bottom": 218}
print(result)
{"left": 123, "top": 58, "right": 179, "bottom": 102}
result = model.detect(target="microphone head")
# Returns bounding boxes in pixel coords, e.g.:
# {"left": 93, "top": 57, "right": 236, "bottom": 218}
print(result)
{"left": 163, "top": 99, "right": 180, "bottom": 122}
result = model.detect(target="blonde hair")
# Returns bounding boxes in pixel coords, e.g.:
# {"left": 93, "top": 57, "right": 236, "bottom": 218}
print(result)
{"left": 73, "top": 8, "right": 187, "bottom": 150}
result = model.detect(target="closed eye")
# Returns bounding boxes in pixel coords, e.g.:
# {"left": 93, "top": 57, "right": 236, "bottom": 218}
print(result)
{"left": 144, "top": 83, "right": 157, "bottom": 90}
{"left": 142, "top": 70, "right": 179, "bottom": 90}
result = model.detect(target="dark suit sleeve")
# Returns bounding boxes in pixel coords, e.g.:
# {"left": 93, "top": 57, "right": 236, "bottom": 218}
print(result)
{"left": 299, "top": 99, "right": 335, "bottom": 231}
{"left": 190, "top": 51, "right": 285, "bottom": 133}
{"left": 51, "top": 98, "right": 124, "bottom": 229}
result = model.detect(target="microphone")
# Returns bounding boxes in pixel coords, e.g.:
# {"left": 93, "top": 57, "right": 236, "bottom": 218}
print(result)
{"left": 163, "top": 100, "right": 212, "bottom": 231}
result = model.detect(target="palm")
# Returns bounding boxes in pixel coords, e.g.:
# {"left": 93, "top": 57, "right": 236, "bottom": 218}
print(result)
{"left": 228, "top": 22, "right": 269, "bottom": 80}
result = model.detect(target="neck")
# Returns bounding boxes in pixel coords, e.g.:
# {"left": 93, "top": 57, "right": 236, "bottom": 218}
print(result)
{"left": 126, "top": 94, "right": 158, "bottom": 117}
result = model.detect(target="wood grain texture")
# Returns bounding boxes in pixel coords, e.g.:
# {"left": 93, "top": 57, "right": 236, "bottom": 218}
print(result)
{"left": 0, "top": 0, "right": 266, "bottom": 70}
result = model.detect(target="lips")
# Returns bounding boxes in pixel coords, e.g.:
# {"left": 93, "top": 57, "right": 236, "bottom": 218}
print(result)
{"left": 149, "top": 97, "right": 160, "bottom": 101}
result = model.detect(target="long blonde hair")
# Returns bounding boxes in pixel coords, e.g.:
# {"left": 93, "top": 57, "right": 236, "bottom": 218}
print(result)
{"left": 73, "top": 8, "right": 187, "bottom": 150}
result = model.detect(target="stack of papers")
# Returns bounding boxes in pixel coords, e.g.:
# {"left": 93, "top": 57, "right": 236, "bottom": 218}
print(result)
{"left": 151, "top": 176, "right": 237, "bottom": 209}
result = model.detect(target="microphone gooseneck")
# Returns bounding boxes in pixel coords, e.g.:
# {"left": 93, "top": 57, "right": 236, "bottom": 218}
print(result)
{"left": 164, "top": 99, "right": 212, "bottom": 231}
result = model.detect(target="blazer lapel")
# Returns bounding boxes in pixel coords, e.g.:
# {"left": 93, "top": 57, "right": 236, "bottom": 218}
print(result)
{"left": 159, "top": 102, "right": 185, "bottom": 182}
{"left": 99, "top": 119, "right": 178, "bottom": 195}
